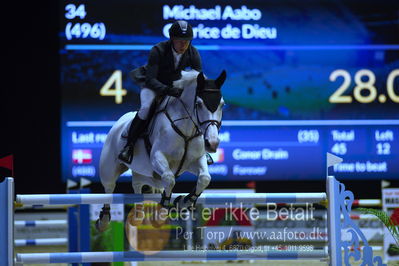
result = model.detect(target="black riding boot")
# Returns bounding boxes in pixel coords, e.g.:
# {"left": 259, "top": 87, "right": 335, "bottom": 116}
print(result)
{"left": 118, "top": 115, "right": 146, "bottom": 164}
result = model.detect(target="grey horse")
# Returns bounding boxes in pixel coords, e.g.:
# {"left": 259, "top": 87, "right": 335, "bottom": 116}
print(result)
{"left": 96, "top": 70, "right": 226, "bottom": 231}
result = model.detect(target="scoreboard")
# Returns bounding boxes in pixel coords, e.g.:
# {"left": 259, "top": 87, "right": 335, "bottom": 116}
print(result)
{"left": 60, "top": 0, "right": 399, "bottom": 182}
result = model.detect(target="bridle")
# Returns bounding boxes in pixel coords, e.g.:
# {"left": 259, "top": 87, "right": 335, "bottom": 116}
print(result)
{"left": 195, "top": 88, "right": 222, "bottom": 138}
{"left": 164, "top": 87, "right": 223, "bottom": 141}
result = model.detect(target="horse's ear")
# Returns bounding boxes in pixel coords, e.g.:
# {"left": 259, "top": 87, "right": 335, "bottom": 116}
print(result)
{"left": 197, "top": 72, "right": 205, "bottom": 90}
{"left": 215, "top": 70, "right": 227, "bottom": 88}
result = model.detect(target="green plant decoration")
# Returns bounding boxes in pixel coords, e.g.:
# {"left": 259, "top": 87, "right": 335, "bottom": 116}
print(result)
{"left": 357, "top": 207, "right": 399, "bottom": 255}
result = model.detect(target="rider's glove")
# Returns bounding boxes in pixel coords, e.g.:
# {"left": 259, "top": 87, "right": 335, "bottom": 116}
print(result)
{"left": 165, "top": 86, "right": 181, "bottom": 97}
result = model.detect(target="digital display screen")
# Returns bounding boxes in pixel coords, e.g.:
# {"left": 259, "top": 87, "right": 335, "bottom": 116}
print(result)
{"left": 60, "top": 0, "right": 399, "bottom": 182}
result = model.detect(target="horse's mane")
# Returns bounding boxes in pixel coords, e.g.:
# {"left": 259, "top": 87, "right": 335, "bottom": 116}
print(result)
{"left": 173, "top": 70, "right": 201, "bottom": 89}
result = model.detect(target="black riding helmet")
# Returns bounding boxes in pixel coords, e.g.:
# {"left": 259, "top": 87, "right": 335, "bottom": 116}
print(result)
{"left": 169, "top": 20, "right": 193, "bottom": 41}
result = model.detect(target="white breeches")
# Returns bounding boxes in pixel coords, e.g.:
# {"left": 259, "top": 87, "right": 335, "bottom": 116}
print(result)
{"left": 137, "top": 88, "right": 156, "bottom": 120}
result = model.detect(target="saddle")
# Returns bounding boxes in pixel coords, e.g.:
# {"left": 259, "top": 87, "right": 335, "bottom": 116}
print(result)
{"left": 120, "top": 97, "right": 162, "bottom": 180}
{"left": 123, "top": 94, "right": 202, "bottom": 179}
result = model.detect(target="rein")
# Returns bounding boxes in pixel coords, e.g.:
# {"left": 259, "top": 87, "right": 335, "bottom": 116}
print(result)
{"left": 146, "top": 87, "right": 222, "bottom": 178}
{"left": 153, "top": 96, "right": 203, "bottom": 177}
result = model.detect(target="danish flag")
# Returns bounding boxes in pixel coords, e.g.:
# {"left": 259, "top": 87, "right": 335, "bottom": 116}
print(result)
{"left": 72, "top": 149, "right": 92, "bottom": 164}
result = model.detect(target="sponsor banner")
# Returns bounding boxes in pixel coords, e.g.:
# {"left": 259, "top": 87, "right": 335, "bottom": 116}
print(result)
{"left": 382, "top": 188, "right": 399, "bottom": 262}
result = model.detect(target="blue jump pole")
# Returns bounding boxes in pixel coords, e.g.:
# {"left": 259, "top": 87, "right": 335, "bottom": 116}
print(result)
{"left": 16, "top": 192, "right": 327, "bottom": 205}
{"left": 78, "top": 187, "right": 91, "bottom": 266}
{"left": 68, "top": 187, "right": 80, "bottom": 266}
{"left": 0, "top": 177, "right": 14, "bottom": 266}
{"left": 16, "top": 249, "right": 328, "bottom": 263}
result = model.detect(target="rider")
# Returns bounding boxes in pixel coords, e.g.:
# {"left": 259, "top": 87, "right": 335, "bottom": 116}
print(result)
{"left": 119, "top": 20, "right": 214, "bottom": 165}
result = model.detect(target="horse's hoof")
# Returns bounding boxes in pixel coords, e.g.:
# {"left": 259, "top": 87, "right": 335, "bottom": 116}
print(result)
{"left": 183, "top": 193, "right": 198, "bottom": 210}
{"left": 173, "top": 195, "right": 184, "bottom": 207}
{"left": 160, "top": 200, "right": 170, "bottom": 208}
{"left": 173, "top": 195, "right": 196, "bottom": 213}
{"left": 160, "top": 191, "right": 172, "bottom": 208}
{"left": 95, "top": 218, "right": 108, "bottom": 232}
{"left": 186, "top": 204, "right": 196, "bottom": 213}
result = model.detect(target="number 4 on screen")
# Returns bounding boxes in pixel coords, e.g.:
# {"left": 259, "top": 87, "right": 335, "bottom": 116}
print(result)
{"left": 100, "top": 70, "right": 127, "bottom": 104}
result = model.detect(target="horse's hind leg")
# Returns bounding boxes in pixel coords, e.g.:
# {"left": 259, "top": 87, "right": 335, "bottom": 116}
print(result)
{"left": 96, "top": 158, "right": 126, "bottom": 232}
{"left": 129, "top": 173, "right": 155, "bottom": 227}
{"left": 130, "top": 173, "right": 167, "bottom": 228}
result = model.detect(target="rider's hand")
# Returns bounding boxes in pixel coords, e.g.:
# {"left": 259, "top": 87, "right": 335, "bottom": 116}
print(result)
{"left": 165, "top": 86, "right": 181, "bottom": 97}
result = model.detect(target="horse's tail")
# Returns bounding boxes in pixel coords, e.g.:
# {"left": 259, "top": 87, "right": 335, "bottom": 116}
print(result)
{"left": 104, "top": 111, "right": 137, "bottom": 147}
{"left": 99, "top": 112, "right": 136, "bottom": 184}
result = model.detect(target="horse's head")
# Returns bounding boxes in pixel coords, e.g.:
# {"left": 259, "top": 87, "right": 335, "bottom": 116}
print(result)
{"left": 196, "top": 70, "right": 226, "bottom": 153}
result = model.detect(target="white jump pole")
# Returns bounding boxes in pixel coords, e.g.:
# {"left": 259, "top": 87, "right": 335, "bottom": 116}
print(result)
{"left": 16, "top": 192, "right": 327, "bottom": 205}
{"left": 14, "top": 220, "right": 67, "bottom": 228}
{"left": 15, "top": 238, "right": 68, "bottom": 247}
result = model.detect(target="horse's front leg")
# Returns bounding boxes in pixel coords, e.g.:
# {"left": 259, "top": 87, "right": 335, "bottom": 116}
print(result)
{"left": 192, "top": 154, "right": 211, "bottom": 199}
{"left": 177, "top": 154, "right": 211, "bottom": 209}
{"left": 151, "top": 150, "right": 175, "bottom": 207}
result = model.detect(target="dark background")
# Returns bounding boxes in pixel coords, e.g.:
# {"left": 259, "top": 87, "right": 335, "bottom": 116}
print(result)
{"left": 1, "top": 1, "right": 396, "bottom": 198}
{"left": 1, "top": 1, "right": 62, "bottom": 194}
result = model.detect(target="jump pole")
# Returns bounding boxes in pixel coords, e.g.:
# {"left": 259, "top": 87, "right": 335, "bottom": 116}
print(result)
{"left": 0, "top": 177, "right": 14, "bottom": 266}
{"left": 16, "top": 192, "right": 326, "bottom": 205}
{"left": 327, "top": 175, "right": 341, "bottom": 266}
{"left": 1, "top": 173, "right": 386, "bottom": 265}
{"left": 14, "top": 220, "right": 67, "bottom": 228}
{"left": 15, "top": 238, "right": 68, "bottom": 247}
{"left": 16, "top": 249, "right": 328, "bottom": 263}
